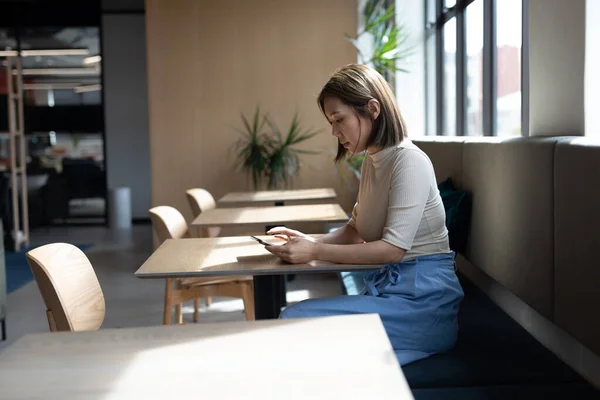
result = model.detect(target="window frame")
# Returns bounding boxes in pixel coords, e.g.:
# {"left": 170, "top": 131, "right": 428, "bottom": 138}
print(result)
{"left": 425, "top": 0, "right": 526, "bottom": 137}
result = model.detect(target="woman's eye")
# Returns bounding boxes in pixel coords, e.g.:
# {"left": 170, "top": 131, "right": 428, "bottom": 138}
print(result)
{"left": 336, "top": 118, "right": 343, "bottom": 124}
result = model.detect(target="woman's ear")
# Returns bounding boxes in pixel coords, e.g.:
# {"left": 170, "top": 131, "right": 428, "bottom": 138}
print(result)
{"left": 367, "top": 99, "right": 381, "bottom": 120}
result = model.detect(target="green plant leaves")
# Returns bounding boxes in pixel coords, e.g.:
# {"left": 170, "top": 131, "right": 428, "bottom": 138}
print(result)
{"left": 233, "top": 106, "right": 271, "bottom": 190}
{"left": 346, "top": 0, "right": 413, "bottom": 77}
{"left": 233, "top": 107, "right": 320, "bottom": 190}
{"left": 346, "top": 153, "right": 366, "bottom": 174}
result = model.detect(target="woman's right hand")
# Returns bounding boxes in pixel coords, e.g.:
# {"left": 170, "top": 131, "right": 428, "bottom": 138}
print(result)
{"left": 266, "top": 227, "right": 316, "bottom": 243}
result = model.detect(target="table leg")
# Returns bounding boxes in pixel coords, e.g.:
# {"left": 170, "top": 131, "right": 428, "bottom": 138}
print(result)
{"left": 253, "top": 275, "right": 285, "bottom": 320}
{"left": 271, "top": 202, "right": 296, "bottom": 284}
{"left": 1, "top": 318, "right": 5, "bottom": 341}
{"left": 266, "top": 222, "right": 288, "bottom": 307}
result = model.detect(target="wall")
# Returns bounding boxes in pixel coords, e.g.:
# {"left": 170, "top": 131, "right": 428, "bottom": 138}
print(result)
{"left": 528, "top": 0, "right": 586, "bottom": 136}
{"left": 395, "top": 0, "right": 426, "bottom": 138}
{"left": 102, "top": 14, "right": 152, "bottom": 219}
{"left": 145, "top": 0, "right": 358, "bottom": 222}
{"left": 585, "top": 0, "right": 600, "bottom": 137}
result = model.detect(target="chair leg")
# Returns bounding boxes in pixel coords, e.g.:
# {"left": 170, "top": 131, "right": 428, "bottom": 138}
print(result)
{"left": 193, "top": 298, "right": 200, "bottom": 323}
{"left": 163, "top": 278, "right": 173, "bottom": 325}
{"left": 205, "top": 296, "right": 212, "bottom": 307}
{"left": 46, "top": 310, "right": 58, "bottom": 332}
{"left": 175, "top": 305, "right": 183, "bottom": 324}
{"left": 241, "top": 281, "right": 255, "bottom": 321}
{"left": 175, "top": 280, "right": 183, "bottom": 324}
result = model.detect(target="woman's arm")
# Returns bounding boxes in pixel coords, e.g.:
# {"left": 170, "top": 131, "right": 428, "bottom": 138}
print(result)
{"left": 316, "top": 239, "right": 406, "bottom": 264}
{"left": 316, "top": 223, "right": 364, "bottom": 245}
{"left": 265, "top": 236, "right": 406, "bottom": 265}
{"left": 266, "top": 223, "right": 364, "bottom": 245}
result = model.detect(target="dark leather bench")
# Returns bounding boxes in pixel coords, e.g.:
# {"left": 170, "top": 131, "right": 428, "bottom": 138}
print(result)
{"left": 411, "top": 383, "right": 600, "bottom": 400}
{"left": 405, "top": 276, "right": 599, "bottom": 398}
{"left": 337, "top": 137, "right": 600, "bottom": 397}
{"left": 340, "top": 273, "right": 599, "bottom": 398}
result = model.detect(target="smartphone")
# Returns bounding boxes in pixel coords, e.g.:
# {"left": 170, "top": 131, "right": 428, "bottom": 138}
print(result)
{"left": 250, "top": 235, "right": 274, "bottom": 246}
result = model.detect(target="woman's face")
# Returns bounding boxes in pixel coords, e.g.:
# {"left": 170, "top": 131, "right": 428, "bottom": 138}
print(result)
{"left": 323, "top": 96, "right": 377, "bottom": 154}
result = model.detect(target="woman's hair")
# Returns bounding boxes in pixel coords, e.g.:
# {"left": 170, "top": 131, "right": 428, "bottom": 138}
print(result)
{"left": 317, "top": 64, "right": 407, "bottom": 162}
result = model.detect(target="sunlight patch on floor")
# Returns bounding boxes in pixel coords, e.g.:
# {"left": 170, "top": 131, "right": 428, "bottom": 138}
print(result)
{"left": 179, "top": 289, "right": 312, "bottom": 315}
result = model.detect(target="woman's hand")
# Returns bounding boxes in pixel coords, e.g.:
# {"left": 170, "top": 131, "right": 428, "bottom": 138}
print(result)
{"left": 266, "top": 227, "right": 316, "bottom": 243}
{"left": 264, "top": 236, "right": 319, "bottom": 264}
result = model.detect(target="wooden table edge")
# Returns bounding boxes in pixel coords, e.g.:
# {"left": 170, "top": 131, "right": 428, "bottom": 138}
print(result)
{"left": 134, "top": 264, "right": 382, "bottom": 279}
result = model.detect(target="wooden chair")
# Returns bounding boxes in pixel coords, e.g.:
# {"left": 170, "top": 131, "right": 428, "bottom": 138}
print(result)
{"left": 149, "top": 206, "right": 255, "bottom": 325}
{"left": 25, "top": 243, "right": 105, "bottom": 332}
{"left": 185, "top": 188, "right": 221, "bottom": 307}
{"left": 185, "top": 188, "right": 221, "bottom": 238}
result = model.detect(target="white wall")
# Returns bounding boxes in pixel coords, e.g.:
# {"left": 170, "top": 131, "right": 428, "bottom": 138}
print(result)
{"left": 395, "top": 0, "right": 426, "bottom": 137}
{"left": 102, "top": 14, "right": 151, "bottom": 219}
{"left": 586, "top": 0, "right": 599, "bottom": 137}
{"left": 528, "top": 0, "right": 586, "bottom": 136}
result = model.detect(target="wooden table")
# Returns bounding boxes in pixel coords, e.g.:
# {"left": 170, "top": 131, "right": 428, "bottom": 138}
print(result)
{"left": 218, "top": 188, "right": 337, "bottom": 206}
{"left": 0, "top": 314, "right": 413, "bottom": 400}
{"left": 189, "top": 203, "right": 349, "bottom": 318}
{"left": 190, "top": 203, "right": 348, "bottom": 228}
{"left": 136, "top": 237, "right": 382, "bottom": 319}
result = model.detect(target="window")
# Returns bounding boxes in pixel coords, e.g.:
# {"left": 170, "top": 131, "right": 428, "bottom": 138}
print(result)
{"left": 496, "top": 0, "right": 522, "bottom": 136}
{"left": 19, "top": 27, "right": 102, "bottom": 107}
{"left": 466, "top": 0, "right": 483, "bottom": 136}
{"left": 426, "top": 0, "right": 524, "bottom": 137}
{"left": 444, "top": 18, "right": 456, "bottom": 136}
{"left": 426, "top": 34, "right": 437, "bottom": 136}
{"left": 0, "top": 1, "right": 107, "bottom": 226}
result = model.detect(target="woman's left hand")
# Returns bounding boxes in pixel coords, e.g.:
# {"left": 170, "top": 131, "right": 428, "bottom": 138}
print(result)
{"left": 265, "top": 237, "right": 319, "bottom": 264}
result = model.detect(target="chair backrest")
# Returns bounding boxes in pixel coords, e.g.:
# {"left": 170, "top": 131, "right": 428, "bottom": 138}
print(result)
{"left": 185, "top": 189, "right": 219, "bottom": 238}
{"left": 26, "top": 243, "right": 105, "bottom": 332}
{"left": 185, "top": 188, "right": 217, "bottom": 218}
{"left": 149, "top": 205, "right": 190, "bottom": 244}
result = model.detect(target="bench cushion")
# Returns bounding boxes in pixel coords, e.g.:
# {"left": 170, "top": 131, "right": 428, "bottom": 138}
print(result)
{"left": 403, "top": 276, "right": 587, "bottom": 389}
{"left": 461, "top": 137, "right": 556, "bottom": 318}
{"left": 412, "top": 383, "right": 600, "bottom": 400}
{"left": 438, "top": 177, "right": 471, "bottom": 254}
{"left": 554, "top": 137, "right": 600, "bottom": 356}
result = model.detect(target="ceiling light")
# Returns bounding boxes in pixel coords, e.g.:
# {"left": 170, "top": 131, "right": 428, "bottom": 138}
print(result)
{"left": 74, "top": 84, "right": 102, "bottom": 93}
{"left": 17, "top": 68, "right": 100, "bottom": 76}
{"left": 23, "top": 83, "right": 81, "bottom": 90}
{"left": 0, "top": 50, "right": 18, "bottom": 57}
{"left": 21, "top": 49, "right": 89, "bottom": 56}
{"left": 83, "top": 55, "right": 101, "bottom": 64}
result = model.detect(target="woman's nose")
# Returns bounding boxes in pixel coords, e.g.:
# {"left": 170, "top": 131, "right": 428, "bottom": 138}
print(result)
{"left": 331, "top": 126, "right": 341, "bottom": 138}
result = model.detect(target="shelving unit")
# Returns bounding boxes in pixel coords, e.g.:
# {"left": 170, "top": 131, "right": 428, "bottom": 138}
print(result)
{"left": 3, "top": 55, "right": 29, "bottom": 252}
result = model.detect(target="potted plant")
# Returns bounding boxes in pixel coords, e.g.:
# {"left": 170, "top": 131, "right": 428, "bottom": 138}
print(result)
{"left": 265, "top": 112, "right": 319, "bottom": 190}
{"left": 346, "top": 0, "right": 414, "bottom": 81}
{"left": 233, "top": 107, "right": 320, "bottom": 190}
{"left": 233, "top": 106, "right": 271, "bottom": 190}
{"left": 335, "top": 152, "right": 365, "bottom": 198}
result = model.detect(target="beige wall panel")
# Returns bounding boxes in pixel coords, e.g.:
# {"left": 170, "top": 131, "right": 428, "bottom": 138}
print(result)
{"left": 146, "top": 0, "right": 358, "bottom": 222}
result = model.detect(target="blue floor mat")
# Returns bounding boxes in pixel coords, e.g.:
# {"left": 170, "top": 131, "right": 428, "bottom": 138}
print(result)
{"left": 5, "top": 243, "right": 93, "bottom": 294}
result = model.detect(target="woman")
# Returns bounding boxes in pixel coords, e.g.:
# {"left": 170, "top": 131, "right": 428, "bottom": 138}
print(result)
{"left": 265, "top": 64, "right": 464, "bottom": 366}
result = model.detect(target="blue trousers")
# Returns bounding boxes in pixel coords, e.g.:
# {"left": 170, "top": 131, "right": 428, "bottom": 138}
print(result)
{"left": 280, "top": 252, "right": 464, "bottom": 365}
